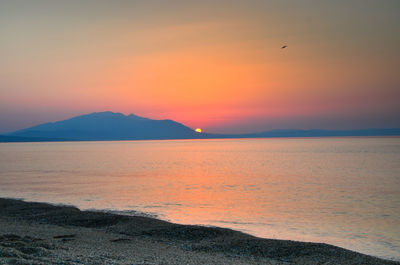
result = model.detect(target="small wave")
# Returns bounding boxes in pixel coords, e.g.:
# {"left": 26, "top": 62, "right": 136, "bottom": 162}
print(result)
{"left": 90, "top": 208, "right": 158, "bottom": 219}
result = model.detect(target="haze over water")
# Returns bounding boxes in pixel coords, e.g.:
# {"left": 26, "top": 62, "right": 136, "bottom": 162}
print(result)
{"left": 0, "top": 137, "right": 399, "bottom": 260}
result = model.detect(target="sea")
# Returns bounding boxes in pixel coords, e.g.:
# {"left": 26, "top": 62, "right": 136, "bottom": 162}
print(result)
{"left": 0, "top": 137, "right": 399, "bottom": 260}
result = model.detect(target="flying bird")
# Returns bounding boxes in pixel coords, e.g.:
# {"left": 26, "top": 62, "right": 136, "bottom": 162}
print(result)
{"left": 281, "top": 45, "right": 287, "bottom": 49}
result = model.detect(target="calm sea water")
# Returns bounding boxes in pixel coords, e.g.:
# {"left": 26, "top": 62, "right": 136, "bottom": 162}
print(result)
{"left": 0, "top": 137, "right": 399, "bottom": 260}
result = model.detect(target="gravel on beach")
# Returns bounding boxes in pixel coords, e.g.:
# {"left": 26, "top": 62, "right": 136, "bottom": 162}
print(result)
{"left": 0, "top": 198, "right": 398, "bottom": 265}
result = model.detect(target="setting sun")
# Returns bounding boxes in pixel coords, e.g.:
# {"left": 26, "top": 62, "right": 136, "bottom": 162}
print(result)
{"left": 0, "top": 1, "right": 399, "bottom": 263}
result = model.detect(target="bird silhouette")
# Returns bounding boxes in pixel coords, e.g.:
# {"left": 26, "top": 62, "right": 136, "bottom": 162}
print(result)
{"left": 281, "top": 45, "right": 287, "bottom": 49}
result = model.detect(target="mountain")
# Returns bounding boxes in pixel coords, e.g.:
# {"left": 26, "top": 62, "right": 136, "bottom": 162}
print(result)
{"left": 2, "top": 111, "right": 400, "bottom": 142}
{"left": 6, "top": 111, "right": 201, "bottom": 141}
{"left": 239, "top": 128, "right": 400, "bottom": 138}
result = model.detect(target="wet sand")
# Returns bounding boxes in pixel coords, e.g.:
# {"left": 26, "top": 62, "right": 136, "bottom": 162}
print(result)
{"left": 0, "top": 198, "right": 398, "bottom": 265}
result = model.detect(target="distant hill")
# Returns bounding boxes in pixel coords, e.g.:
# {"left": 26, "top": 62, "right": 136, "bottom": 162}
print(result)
{"left": 2, "top": 111, "right": 399, "bottom": 142}
{"left": 240, "top": 128, "right": 400, "bottom": 138}
{"left": 6, "top": 111, "right": 201, "bottom": 141}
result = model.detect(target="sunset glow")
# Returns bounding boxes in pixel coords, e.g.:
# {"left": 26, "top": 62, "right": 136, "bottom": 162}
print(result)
{"left": 0, "top": 1, "right": 399, "bottom": 133}
{"left": 0, "top": 2, "right": 400, "bottom": 262}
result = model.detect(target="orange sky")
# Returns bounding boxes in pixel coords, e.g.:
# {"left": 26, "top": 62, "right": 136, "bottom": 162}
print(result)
{"left": 1, "top": 0, "right": 399, "bottom": 133}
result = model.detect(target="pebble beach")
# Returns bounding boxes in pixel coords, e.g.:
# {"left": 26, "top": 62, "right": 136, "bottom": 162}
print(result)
{"left": 0, "top": 198, "right": 398, "bottom": 265}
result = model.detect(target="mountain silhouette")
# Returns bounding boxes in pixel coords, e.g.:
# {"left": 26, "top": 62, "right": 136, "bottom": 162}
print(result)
{"left": 238, "top": 128, "right": 400, "bottom": 138}
{"left": 7, "top": 111, "right": 201, "bottom": 141}
{"left": 2, "top": 111, "right": 400, "bottom": 142}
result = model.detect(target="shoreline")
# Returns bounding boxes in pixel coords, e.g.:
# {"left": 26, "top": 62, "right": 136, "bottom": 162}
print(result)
{"left": 1, "top": 134, "right": 399, "bottom": 144}
{"left": 0, "top": 198, "right": 398, "bottom": 265}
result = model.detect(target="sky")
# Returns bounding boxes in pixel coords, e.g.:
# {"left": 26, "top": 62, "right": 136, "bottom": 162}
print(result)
{"left": 1, "top": 0, "right": 399, "bottom": 134}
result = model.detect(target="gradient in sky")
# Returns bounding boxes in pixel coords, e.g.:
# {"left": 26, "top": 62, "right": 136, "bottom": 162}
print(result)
{"left": 1, "top": 0, "right": 399, "bottom": 133}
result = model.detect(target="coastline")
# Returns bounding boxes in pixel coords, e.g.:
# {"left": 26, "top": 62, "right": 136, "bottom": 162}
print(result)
{"left": 0, "top": 198, "right": 398, "bottom": 265}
